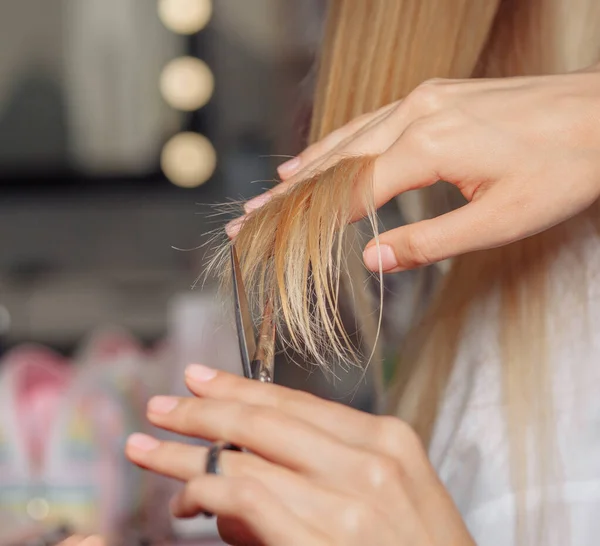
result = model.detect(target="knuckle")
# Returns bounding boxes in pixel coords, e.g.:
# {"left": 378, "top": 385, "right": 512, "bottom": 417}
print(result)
{"left": 405, "top": 224, "right": 435, "bottom": 268}
{"left": 361, "top": 454, "right": 400, "bottom": 490}
{"left": 336, "top": 499, "right": 374, "bottom": 537}
{"left": 232, "top": 479, "right": 265, "bottom": 512}
{"left": 149, "top": 440, "right": 169, "bottom": 463}
{"left": 186, "top": 476, "right": 206, "bottom": 497}
{"left": 376, "top": 416, "right": 423, "bottom": 457}
{"left": 214, "top": 401, "right": 247, "bottom": 440}
{"left": 237, "top": 405, "right": 279, "bottom": 440}
{"left": 174, "top": 398, "right": 199, "bottom": 425}
{"left": 408, "top": 80, "right": 446, "bottom": 112}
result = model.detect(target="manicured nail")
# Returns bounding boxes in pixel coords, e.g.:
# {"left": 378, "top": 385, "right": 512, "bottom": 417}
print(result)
{"left": 128, "top": 433, "right": 160, "bottom": 452}
{"left": 148, "top": 396, "right": 178, "bottom": 414}
{"left": 244, "top": 192, "right": 273, "bottom": 213}
{"left": 186, "top": 363, "right": 218, "bottom": 382}
{"left": 277, "top": 157, "right": 300, "bottom": 176}
{"left": 363, "top": 244, "right": 399, "bottom": 272}
{"left": 225, "top": 216, "right": 244, "bottom": 238}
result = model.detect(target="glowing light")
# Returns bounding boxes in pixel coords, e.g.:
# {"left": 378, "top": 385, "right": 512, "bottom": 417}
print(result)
{"left": 161, "top": 132, "right": 216, "bottom": 188}
{"left": 158, "top": 0, "right": 212, "bottom": 35}
{"left": 160, "top": 56, "right": 214, "bottom": 112}
{"left": 27, "top": 498, "right": 50, "bottom": 521}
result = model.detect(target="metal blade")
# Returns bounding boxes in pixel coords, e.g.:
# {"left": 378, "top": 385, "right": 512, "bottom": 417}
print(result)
{"left": 252, "top": 298, "right": 276, "bottom": 382}
{"left": 230, "top": 245, "right": 256, "bottom": 378}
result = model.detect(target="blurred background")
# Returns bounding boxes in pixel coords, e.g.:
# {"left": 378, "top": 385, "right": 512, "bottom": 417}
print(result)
{"left": 0, "top": 1, "right": 401, "bottom": 544}
{"left": 0, "top": 0, "right": 326, "bottom": 353}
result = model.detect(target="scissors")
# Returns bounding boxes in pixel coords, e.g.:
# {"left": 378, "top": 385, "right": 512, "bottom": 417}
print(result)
{"left": 230, "top": 244, "right": 275, "bottom": 383}
{"left": 202, "top": 246, "right": 276, "bottom": 518}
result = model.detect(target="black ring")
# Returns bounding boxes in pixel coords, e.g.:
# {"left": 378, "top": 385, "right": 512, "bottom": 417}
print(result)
{"left": 202, "top": 441, "right": 243, "bottom": 517}
{"left": 205, "top": 441, "right": 241, "bottom": 475}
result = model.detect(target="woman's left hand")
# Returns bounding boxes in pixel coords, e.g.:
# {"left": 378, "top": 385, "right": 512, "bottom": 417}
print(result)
{"left": 126, "top": 365, "right": 474, "bottom": 546}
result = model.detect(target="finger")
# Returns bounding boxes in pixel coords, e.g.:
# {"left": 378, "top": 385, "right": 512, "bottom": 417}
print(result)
{"left": 136, "top": 393, "right": 436, "bottom": 532}
{"left": 276, "top": 101, "right": 399, "bottom": 181}
{"left": 143, "top": 395, "right": 350, "bottom": 476}
{"left": 170, "top": 475, "right": 328, "bottom": 546}
{"left": 126, "top": 435, "right": 210, "bottom": 480}
{"left": 175, "top": 475, "right": 422, "bottom": 546}
{"left": 183, "top": 366, "right": 432, "bottom": 478}
{"left": 363, "top": 194, "right": 516, "bottom": 272}
{"left": 266, "top": 96, "right": 463, "bottom": 226}
{"left": 142, "top": 391, "right": 435, "bottom": 511}
{"left": 188, "top": 367, "right": 431, "bottom": 468}
{"left": 238, "top": 83, "right": 457, "bottom": 228}
{"left": 126, "top": 434, "right": 289, "bottom": 484}
{"left": 363, "top": 118, "right": 528, "bottom": 272}
{"left": 242, "top": 102, "right": 400, "bottom": 218}
{"left": 185, "top": 365, "right": 379, "bottom": 450}
{"left": 126, "top": 433, "right": 354, "bottom": 539}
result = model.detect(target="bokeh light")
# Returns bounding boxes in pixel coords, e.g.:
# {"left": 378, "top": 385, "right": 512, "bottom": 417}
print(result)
{"left": 158, "top": 0, "right": 212, "bottom": 35}
{"left": 160, "top": 56, "right": 214, "bottom": 111}
{"left": 161, "top": 132, "right": 216, "bottom": 188}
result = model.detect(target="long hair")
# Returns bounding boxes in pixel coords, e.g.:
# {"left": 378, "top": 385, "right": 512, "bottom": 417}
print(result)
{"left": 214, "top": 0, "right": 600, "bottom": 542}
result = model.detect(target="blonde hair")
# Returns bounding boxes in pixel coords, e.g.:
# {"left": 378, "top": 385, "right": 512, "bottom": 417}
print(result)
{"left": 215, "top": 0, "right": 600, "bottom": 542}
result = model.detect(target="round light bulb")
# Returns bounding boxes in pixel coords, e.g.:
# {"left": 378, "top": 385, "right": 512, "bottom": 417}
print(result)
{"left": 160, "top": 56, "right": 214, "bottom": 112}
{"left": 161, "top": 132, "right": 216, "bottom": 188}
{"left": 158, "top": 0, "right": 212, "bottom": 35}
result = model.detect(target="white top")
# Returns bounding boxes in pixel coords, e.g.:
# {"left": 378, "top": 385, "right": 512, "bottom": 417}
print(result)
{"left": 429, "top": 222, "right": 600, "bottom": 545}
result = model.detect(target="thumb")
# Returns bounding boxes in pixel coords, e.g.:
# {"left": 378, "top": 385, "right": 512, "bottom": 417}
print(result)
{"left": 362, "top": 200, "right": 509, "bottom": 272}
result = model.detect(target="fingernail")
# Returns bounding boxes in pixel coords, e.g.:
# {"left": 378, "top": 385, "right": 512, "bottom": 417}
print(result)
{"left": 128, "top": 433, "right": 160, "bottom": 452}
{"left": 277, "top": 157, "right": 300, "bottom": 176}
{"left": 225, "top": 216, "right": 244, "bottom": 238}
{"left": 186, "top": 363, "right": 218, "bottom": 382}
{"left": 148, "top": 396, "right": 178, "bottom": 414}
{"left": 363, "top": 244, "right": 399, "bottom": 272}
{"left": 244, "top": 192, "right": 272, "bottom": 213}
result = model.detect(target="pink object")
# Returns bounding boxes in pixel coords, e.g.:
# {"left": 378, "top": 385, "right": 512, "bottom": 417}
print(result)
{"left": 11, "top": 347, "right": 72, "bottom": 473}
{"left": 80, "top": 328, "right": 143, "bottom": 361}
{"left": 0, "top": 343, "right": 147, "bottom": 536}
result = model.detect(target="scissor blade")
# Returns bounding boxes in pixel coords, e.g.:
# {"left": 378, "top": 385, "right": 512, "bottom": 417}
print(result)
{"left": 231, "top": 245, "right": 257, "bottom": 378}
{"left": 252, "top": 298, "right": 275, "bottom": 383}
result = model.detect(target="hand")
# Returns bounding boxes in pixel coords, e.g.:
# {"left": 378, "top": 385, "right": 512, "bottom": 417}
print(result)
{"left": 126, "top": 365, "right": 474, "bottom": 546}
{"left": 229, "top": 65, "right": 600, "bottom": 272}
